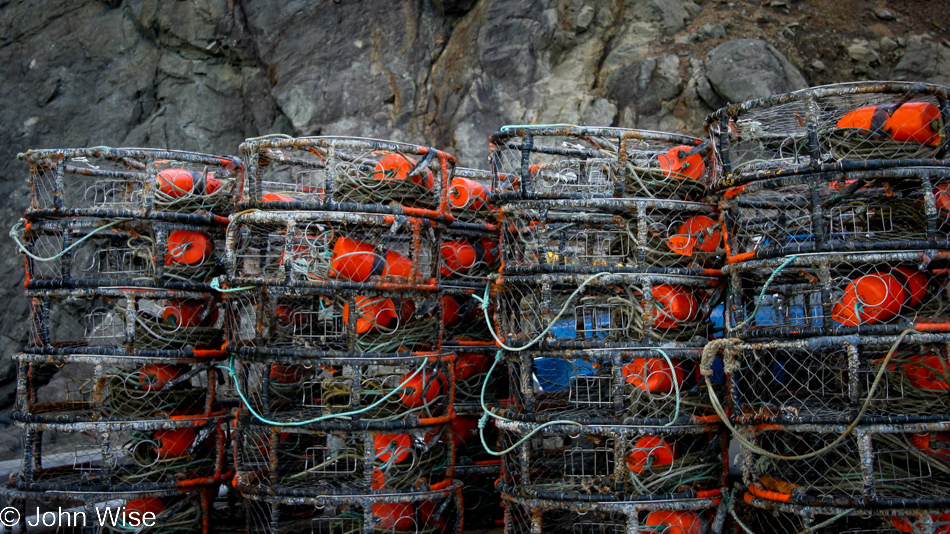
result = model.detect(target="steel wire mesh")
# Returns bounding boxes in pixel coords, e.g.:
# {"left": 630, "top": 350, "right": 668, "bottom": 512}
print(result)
{"left": 490, "top": 126, "right": 711, "bottom": 201}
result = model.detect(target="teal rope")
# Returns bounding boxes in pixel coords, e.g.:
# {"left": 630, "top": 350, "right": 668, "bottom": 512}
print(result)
{"left": 732, "top": 254, "right": 799, "bottom": 330}
{"left": 210, "top": 277, "right": 254, "bottom": 293}
{"left": 220, "top": 355, "right": 428, "bottom": 426}
{"left": 477, "top": 351, "right": 582, "bottom": 456}
{"left": 653, "top": 348, "right": 681, "bottom": 426}
{"left": 10, "top": 219, "right": 132, "bottom": 262}
{"left": 473, "top": 271, "right": 613, "bottom": 352}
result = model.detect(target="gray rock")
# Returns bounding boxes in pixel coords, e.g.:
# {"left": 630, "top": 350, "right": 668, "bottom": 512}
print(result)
{"left": 873, "top": 7, "right": 896, "bottom": 21}
{"left": 892, "top": 35, "right": 950, "bottom": 85}
{"left": 705, "top": 39, "right": 808, "bottom": 103}
{"left": 699, "top": 23, "right": 727, "bottom": 39}
{"left": 848, "top": 39, "right": 881, "bottom": 65}
{"left": 603, "top": 54, "right": 682, "bottom": 116}
{"left": 880, "top": 37, "right": 899, "bottom": 54}
{"left": 811, "top": 60, "right": 827, "bottom": 71}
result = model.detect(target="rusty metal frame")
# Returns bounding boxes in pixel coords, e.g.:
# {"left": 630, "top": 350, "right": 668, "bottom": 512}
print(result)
{"left": 704, "top": 81, "right": 950, "bottom": 189}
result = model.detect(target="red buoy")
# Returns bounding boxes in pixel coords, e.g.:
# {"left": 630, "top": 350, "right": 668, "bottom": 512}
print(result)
{"left": 658, "top": 145, "right": 706, "bottom": 180}
{"left": 836, "top": 102, "right": 942, "bottom": 146}
{"left": 166, "top": 230, "right": 214, "bottom": 266}
{"left": 652, "top": 285, "right": 699, "bottom": 329}
{"left": 627, "top": 435, "right": 677, "bottom": 473}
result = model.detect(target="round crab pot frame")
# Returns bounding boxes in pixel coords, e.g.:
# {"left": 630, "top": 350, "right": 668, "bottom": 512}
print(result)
{"left": 736, "top": 421, "right": 950, "bottom": 508}
{"left": 25, "top": 289, "right": 225, "bottom": 357}
{"left": 19, "top": 147, "right": 240, "bottom": 219}
{"left": 448, "top": 167, "right": 496, "bottom": 223}
{"left": 489, "top": 126, "right": 711, "bottom": 202}
{"left": 443, "top": 342, "right": 506, "bottom": 410}
{"left": 223, "top": 210, "right": 441, "bottom": 292}
{"left": 234, "top": 415, "right": 454, "bottom": 496}
{"left": 723, "top": 251, "right": 950, "bottom": 340}
{"left": 500, "top": 198, "right": 723, "bottom": 273}
{"left": 738, "top": 493, "right": 950, "bottom": 534}
{"left": 237, "top": 136, "right": 455, "bottom": 220}
{"left": 0, "top": 484, "right": 218, "bottom": 534}
{"left": 719, "top": 167, "right": 950, "bottom": 263}
{"left": 439, "top": 220, "right": 500, "bottom": 284}
{"left": 12, "top": 414, "right": 230, "bottom": 493}
{"left": 705, "top": 81, "right": 950, "bottom": 188}
{"left": 224, "top": 287, "right": 443, "bottom": 355}
{"left": 13, "top": 352, "right": 222, "bottom": 423}
{"left": 237, "top": 480, "right": 463, "bottom": 534}
{"left": 19, "top": 217, "right": 225, "bottom": 290}
{"left": 497, "top": 420, "right": 726, "bottom": 502}
{"left": 456, "top": 469, "right": 503, "bottom": 530}
{"left": 228, "top": 352, "right": 454, "bottom": 425}
{"left": 499, "top": 487, "right": 724, "bottom": 534}
{"left": 493, "top": 272, "right": 724, "bottom": 349}
{"left": 503, "top": 346, "right": 722, "bottom": 425}
{"left": 724, "top": 334, "right": 950, "bottom": 425}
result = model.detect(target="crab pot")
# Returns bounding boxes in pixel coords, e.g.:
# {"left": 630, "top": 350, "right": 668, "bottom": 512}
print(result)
{"left": 13, "top": 352, "right": 221, "bottom": 423}
{"left": 224, "top": 287, "right": 443, "bottom": 355}
{"left": 443, "top": 342, "right": 505, "bottom": 410}
{"left": 25, "top": 289, "right": 225, "bottom": 357}
{"left": 498, "top": 420, "right": 726, "bottom": 502}
{"left": 493, "top": 273, "right": 723, "bottom": 349}
{"left": 19, "top": 147, "right": 240, "bottom": 219}
{"left": 704, "top": 81, "right": 950, "bottom": 188}
{"left": 500, "top": 488, "right": 723, "bottom": 534}
{"left": 223, "top": 210, "right": 441, "bottom": 291}
{"left": 0, "top": 484, "right": 217, "bottom": 534}
{"left": 20, "top": 217, "right": 225, "bottom": 290}
{"left": 723, "top": 251, "right": 950, "bottom": 340}
{"left": 500, "top": 198, "right": 723, "bottom": 273}
{"left": 719, "top": 168, "right": 950, "bottom": 262}
{"left": 440, "top": 285, "right": 493, "bottom": 344}
{"left": 234, "top": 415, "right": 454, "bottom": 496}
{"left": 237, "top": 136, "right": 454, "bottom": 219}
{"left": 12, "top": 414, "right": 229, "bottom": 493}
{"left": 439, "top": 220, "right": 500, "bottom": 283}
{"left": 489, "top": 126, "right": 711, "bottom": 201}
{"left": 228, "top": 352, "right": 454, "bottom": 424}
{"left": 238, "top": 480, "right": 463, "bottom": 534}
{"left": 452, "top": 413, "right": 499, "bottom": 466}
{"left": 737, "top": 493, "right": 950, "bottom": 534}
{"left": 456, "top": 466, "right": 503, "bottom": 530}
{"left": 504, "top": 346, "right": 722, "bottom": 425}
{"left": 737, "top": 421, "right": 950, "bottom": 507}
{"left": 725, "top": 334, "right": 950, "bottom": 425}
{"left": 448, "top": 167, "right": 496, "bottom": 223}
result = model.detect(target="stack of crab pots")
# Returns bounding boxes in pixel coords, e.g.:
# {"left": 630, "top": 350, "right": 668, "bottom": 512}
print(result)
{"left": 221, "top": 137, "right": 463, "bottom": 534}
{"left": 3, "top": 148, "right": 239, "bottom": 532}
{"left": 441, "top": 166, "right": 506, "bottom": 530}
{"left": 705, "top": 81, "right": 950, "bottom": 533}
{"left": 486, "top": 126, "right": 729, "bottom": 534}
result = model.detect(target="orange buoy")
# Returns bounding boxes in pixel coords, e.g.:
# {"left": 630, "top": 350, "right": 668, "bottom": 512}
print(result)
{"left": 162, "top": 299, "right": 216, "bottom": 328}
{"left": 451, "top": 414, "right": 480, "bottom": 447}
{"left": 891, "top": 266, "right": 928, "bottom": 307}
{"left": 166, "top": 230, "right": 214, "bottom": 266}
{"left": 935, "top": 184, "right": 950, "bottom": 218}
{"left": 375, "top": 151, "right": 434, "bottom": 189}
{"left": 442, "top": 295, "right": 463, "bottom": 327}
{"left": 372, "top": 502, "right": 416, "bottom": 531}
{"left": 394, "top": 298, "right": 416, "bottom": 325}
{"left": 456, "top": 352, "right": 490, "bottom": 381}
{"left": 124, "top": 497, "right": 165, "bottom": 519}
{"left": 375, "top": 433, "right": 413, "bottom": 464}
{"left": 652, "top": 285, "right": 699, "bottom": 329}
{"left": 658, "top": 145, "right": 706, "bottom": 180}
{"left": 621, "top": 358, "right": 686, "bottom": 394}
{"left": 832, "top": 272, "right": 906, "bottom": 326}
{"left": 667, "top": 215, "right": 720, "bottom": 256}
{"left": 153, "top": 427, "right": 196, "bottom": 459}
{"left": 269, "top": 364, "right": 304, "bottom": 384}
{"left": 262, "top": 192, "right": 296, "bottom": 202}
{"left": 902, "top": 353, "right": 950, "bottom": 391}
{"left": 910, "top": 432, "right": 950, "bottom": 464}
{"left": 330, "top": 237, "right": 412, "bottom": 282}
{"left": 156, "top": 168, "right": 222, "bottom": 198}
{"left": 448, "top": 177, "right": 491, "bottom": 211}
{"left": 627, "top": 435, "right": 677, "bottom": 473}
{"left": 836, "top": 102, "right": 942, "bottom": 146}
{"left": 440, "top": 238, "right": 499, "bottom": 276}
{"left": 398, "top": 370, "right": 446, "bottom": 408}
{"left": 343, "top": 296, "right": 398, "bottom": 334}
{"left": 642, "top": 510, "right": 706, "bottom": 534}
{"left": 132, "top": 364, "right": 186, "bottom": 391}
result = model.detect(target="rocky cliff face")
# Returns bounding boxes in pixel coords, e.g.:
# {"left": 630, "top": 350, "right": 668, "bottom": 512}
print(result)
{"left": 0, "top": 0, "right": 948, "bottom": 410}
